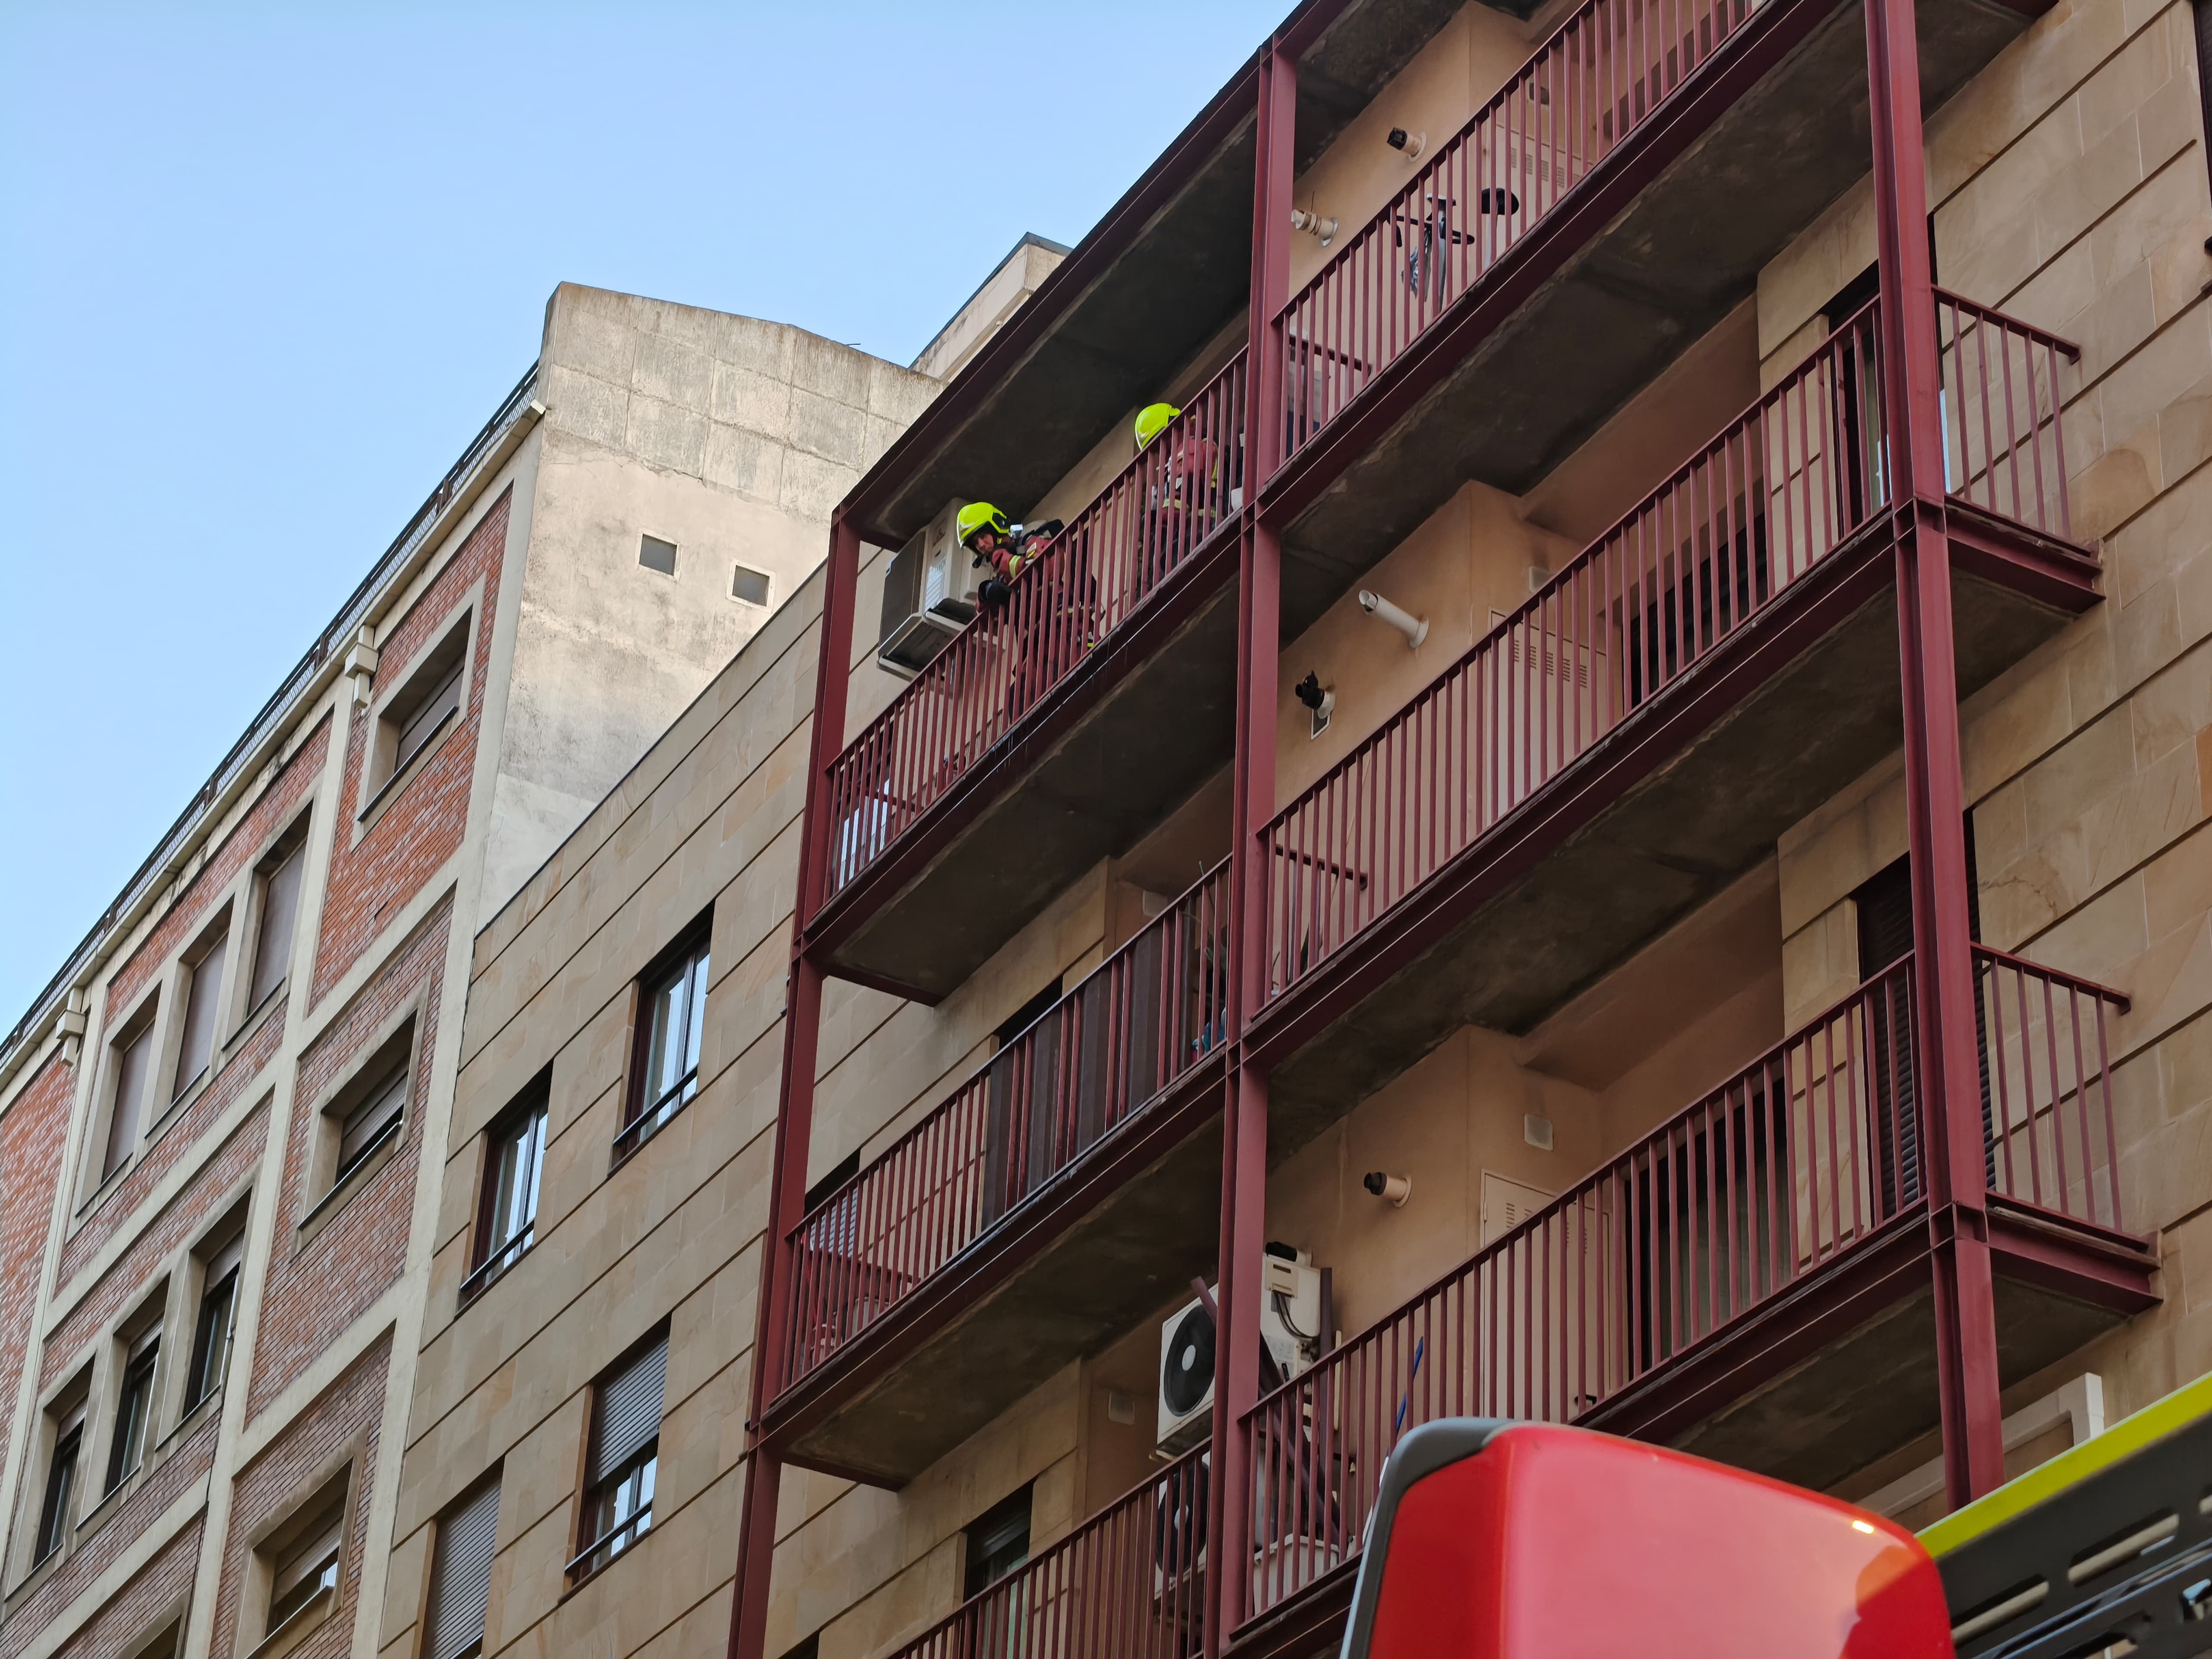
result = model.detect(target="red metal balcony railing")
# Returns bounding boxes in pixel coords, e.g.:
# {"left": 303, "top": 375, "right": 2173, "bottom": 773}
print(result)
{"left": 1236, "top": 948, "right": 2128, "bottom": 1621}
{"left": 884, "top": 1442, "right": 1209, "bottom": 1659}
{"left": 779, "top": 862, "right": 1231, "bottom": 1392}
{"left": 1936, "top": 293, "right": 2078, "bottom": 540}
{"left": 1262, "top": 292, "right": 2079, "bottom": 1001}
{"left": 1975, "top": 945, "right": 2130, "bottom": 1233}
{"left": 1265, "top": 301, "right": 1888, "bottom": 997}
{"left": 1278, "top": 0, "right": 1752, "bottom": 452}
{"left": 822, "top": 354, "right": 1249, "bottom": 906}
{"left": 1239, "top": 957, "right": 1925, "bottom": 1616}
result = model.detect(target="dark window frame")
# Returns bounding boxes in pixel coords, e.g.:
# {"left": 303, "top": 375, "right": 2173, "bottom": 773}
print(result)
{"left": 98, "top": 1004, "right": 160, "bottom": 1186}
{"left": 613, "top": 918, "right": 712, "bottom": 1164}
{"left": 963, "top": 1483, "right": 1034, "bottom": 1600}
{"left": 32, "top": 1393, "right": 86, "bottom": 1566}
{"left": 103, "top": 1325, "right": 161, "bottom": 1494}
{"left": 242, "top": 820, "right": 310, "bottom": 1023}
{"left": 463, "top": 1074, "right": 551, "bottom": 1305}
{"left": 183, "top": 1222, "right": 246, "bottom": 1417}
{"left": 569, "top": 1329, "right": 668, "bottom": 1584}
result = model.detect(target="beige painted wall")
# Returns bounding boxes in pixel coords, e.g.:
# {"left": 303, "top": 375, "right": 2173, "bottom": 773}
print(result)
{"left": 486, "top": 285, "right": 939, "bottom": 917}
{"left": 1756, "top": 0, "right": 2212, "bottom": 1482}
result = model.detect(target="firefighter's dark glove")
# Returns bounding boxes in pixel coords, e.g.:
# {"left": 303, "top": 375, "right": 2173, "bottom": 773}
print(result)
{"left": 979, "top": 577, "right": 1011, "bottom": 610}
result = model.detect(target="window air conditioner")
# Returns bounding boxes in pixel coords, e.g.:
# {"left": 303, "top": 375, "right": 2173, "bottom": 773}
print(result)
{"left": 1158, "top": 1245, "right": 1322, "bottom": 1454}
{"left": 876, "top": 499, "right": 976, "bottom": 677}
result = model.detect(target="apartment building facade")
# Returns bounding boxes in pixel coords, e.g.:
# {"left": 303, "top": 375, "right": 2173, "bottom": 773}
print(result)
{"left": 0, "top": 283, "right": 940, "bottom": 1659}
{"left": 376, "top": 0, "right": 2212, "bottom": 1656}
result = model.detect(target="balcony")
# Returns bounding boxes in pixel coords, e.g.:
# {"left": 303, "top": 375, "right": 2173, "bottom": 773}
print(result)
{"left": 769, "top": 865, "right": 1233, "bottom": 1484}
{"left": 857, "top": 950, "right": 2150, "bottom": 1659}
{"left": 814, "top": 362, "right": 1247, "bottom": 1001}
{"left": 1230, "top": 948, "right": 2151, "bottom": 1654}
{"left": 1262, "top": 0, "right": 2042, "bottom": 636}
{"left": 1248, "top": 292, "right": 2102, "bottom": 1164}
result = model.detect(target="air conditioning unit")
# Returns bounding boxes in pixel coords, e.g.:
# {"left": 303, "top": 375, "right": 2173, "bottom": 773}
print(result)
{"left": 1159, "top": 1246, "right": 1322, "bottom": 1453}
{"left": 876, "top": 499, "right": 976, "bottom": 677}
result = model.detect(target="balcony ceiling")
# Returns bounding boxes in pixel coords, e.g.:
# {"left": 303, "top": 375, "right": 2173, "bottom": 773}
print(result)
{"left": 1278, "top": 0, "right": 2028, "bottom": 640}
{"left": 856, "top": 0, "right": 1480, "bottom": 549}
{"left": 780, "top": 1097, "right": 1225, "bottom": 1487}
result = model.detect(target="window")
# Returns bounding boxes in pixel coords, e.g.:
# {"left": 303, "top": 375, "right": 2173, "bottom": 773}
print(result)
{"left": 572, "top": 1332, "right": 666, "bottom": 1581}
{"left": 423, "top": 1475, "right": 499, "bottom": 1659}
{"left": 334, "top": 1062, "right": 407, "bottom": 1189}
{"left": 617, "top": 929, "right": 709, "bottom": 1159}
{"left": 266, "top": 1496, "right": 344, "bottom": 1634}
{"left": 246, "top": 834, "right": 306, "bottom": 1015}
{"left": 101, "top": 1013, "right": 157, "bottom": 1183}
{"left": 963, "top": 1484, "right": 1033, "bottom": 1599}
{"left": 104, "top": 1325, "right": 160, "bottom": 1493}
{"left": 639, "top": 534, "right": 677, "bottom": 576}
{"left": 465, "top": 1081, "right": 548, "bottom": 1301}
{"left": 33, "top": 1395, "right": 85, "bottom": 1564}
{"left": 392, "top": 659, "right": 463, "bottom": 778}
{"left": 172, "top": 923, "right": 229, "bottom": 1102}
{"left": 367, "top": 621, "right": 470, "bottom": 804}
{"left": 184, "top": 1225, "right": 245, "bottom": 1414}
{"left": 732, "top": 563, "right": 772, "bottom": 606}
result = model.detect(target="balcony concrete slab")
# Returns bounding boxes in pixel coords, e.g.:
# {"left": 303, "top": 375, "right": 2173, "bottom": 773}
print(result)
{"left": 780, "top": 1091, "right": 1226, "bottom": 1487}
{"left": 820, "top": 568, "right": 1240, "bottom": 1001}
{"left": 1667, "top": 1271, "right": 2131, "bottom": 1494}
{"left": 1278, "top": 0, "right": 2029, "bottom": 639}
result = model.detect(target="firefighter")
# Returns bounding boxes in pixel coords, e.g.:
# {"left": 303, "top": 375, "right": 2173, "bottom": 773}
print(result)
{"left": 958, "top": 502, "right": 1057, "bottom": 610}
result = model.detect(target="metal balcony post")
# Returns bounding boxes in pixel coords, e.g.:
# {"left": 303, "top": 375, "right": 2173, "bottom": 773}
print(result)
{"left": 728, "top": 515, "right": 860, "bottom": 1659}
{"left": 1208, "top": 37, "right": 1297, "bottom": 1659}
{"left": 1865, "top": 0, "right": 2006, "bottom": 1506}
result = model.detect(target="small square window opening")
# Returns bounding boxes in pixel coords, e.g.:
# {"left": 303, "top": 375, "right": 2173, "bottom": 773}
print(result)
{"left": 732, "top": 564, "right": 772, "bottom": 607}
{"left": 639, "top": 535, "right": 678, "bottom": 576}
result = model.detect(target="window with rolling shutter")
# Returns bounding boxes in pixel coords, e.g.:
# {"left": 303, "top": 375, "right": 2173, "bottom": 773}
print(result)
{"left": 423, "top": 1475, "right": 499, "bottom": 1659}
{"left": 573, "top": 1331, "right": 667, "bottom": 1580}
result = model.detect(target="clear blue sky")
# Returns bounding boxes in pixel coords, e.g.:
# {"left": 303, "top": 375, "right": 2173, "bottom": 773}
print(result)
{"left": 0, "top": 0, "right": 1281, "bottom": 1026}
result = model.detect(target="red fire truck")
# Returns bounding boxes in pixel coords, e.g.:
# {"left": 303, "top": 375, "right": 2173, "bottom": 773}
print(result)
{"left": 1336, "top": 1375, "right": 2211, "bottom": 1658}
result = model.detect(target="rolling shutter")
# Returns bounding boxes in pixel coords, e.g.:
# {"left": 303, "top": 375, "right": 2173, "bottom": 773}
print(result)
{"left": 588, "top": 1335, "right": 667, "bottom": 1485}
{"left": 424, "top": 1476, "right": 499, "bottom": 1659}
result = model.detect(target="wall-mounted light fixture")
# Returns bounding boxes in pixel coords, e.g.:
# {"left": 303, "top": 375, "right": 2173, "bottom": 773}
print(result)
{"left": 1359, "top": 589, "right": 1429, "bottom": 650}
{"left": 1363, "top": 1171, "right": 1413, "bottom": 1207}
{"left": 1386, "top": 127, "right": 1427, "bottom": 162}
{"left": 1294, "top": 671, "right": 1335, "bottom": 737}
{"left": 1290, "top": 208, "right": 1339, "bottom": 247}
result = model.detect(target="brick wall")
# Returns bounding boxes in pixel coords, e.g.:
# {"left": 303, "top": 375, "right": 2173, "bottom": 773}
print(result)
{"left": 210, "top": 1333, "right": 392, "bottom": 1659}
{"left": 0, "top": 1411, "right": 219, "bottom": 1659}
{"left": 57, "top": 1009, "right": 284, "bottom": 1291}
{"left": 311, "top": 490, "right": 509, "bottom": 1007}
{"left": 51, "top": 1516, "right": 198, "bottom": 1659}
{"left": 102, "top": 717, "right": 330, "bottom": 1026}
{"left": 40, "top": 1104, "right": 269, "bottom": 1398}
{"left": 0, "top": 1057, "right": 70, "bottom": 1538}
{"left": 251, "top": 899, "right": 449, "bottom": 1417}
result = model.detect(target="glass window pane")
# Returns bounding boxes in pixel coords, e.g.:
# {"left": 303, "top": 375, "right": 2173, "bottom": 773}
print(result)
{"left": 395, "top": 660, "right": 464, "bottom": 773}
{"left": 248, "top": 845, "right": 304, "bottom": 1010}
{"left": 187, "top": 1270, "right": 237, "bottom": 1410}
{"left": 103, "top": 1024, "right": 154, "bottom": 1179}
{"left": 337, "top": 1067, "right": 406, "bottom": 1179}
{"left": 174, "top": 933, "right": 228, "bottom": 1100}
{"left": 36, "top": 1427, "right": 79, "bottom": 1560}
{"left": 106, "top": 1339, "right": 157, "bottom": 1491}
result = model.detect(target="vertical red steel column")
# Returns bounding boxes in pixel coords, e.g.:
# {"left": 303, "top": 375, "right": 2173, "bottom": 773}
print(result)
{"left": 728, "top": 515, "right": 861, "bottom": 1659}
{"left": 1207, "top": 36, "right": 1296, "bottom": 1659}
{"left": 1864, "top": 0, "right": 2005, "bottom": 1505}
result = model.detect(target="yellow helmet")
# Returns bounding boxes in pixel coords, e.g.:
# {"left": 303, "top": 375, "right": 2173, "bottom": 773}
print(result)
{"left": 1134, "top": 403, "right": 1181, "bottom": 449}
{"left": 957, "top": 502, "right": 1011, "bottom": 549}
